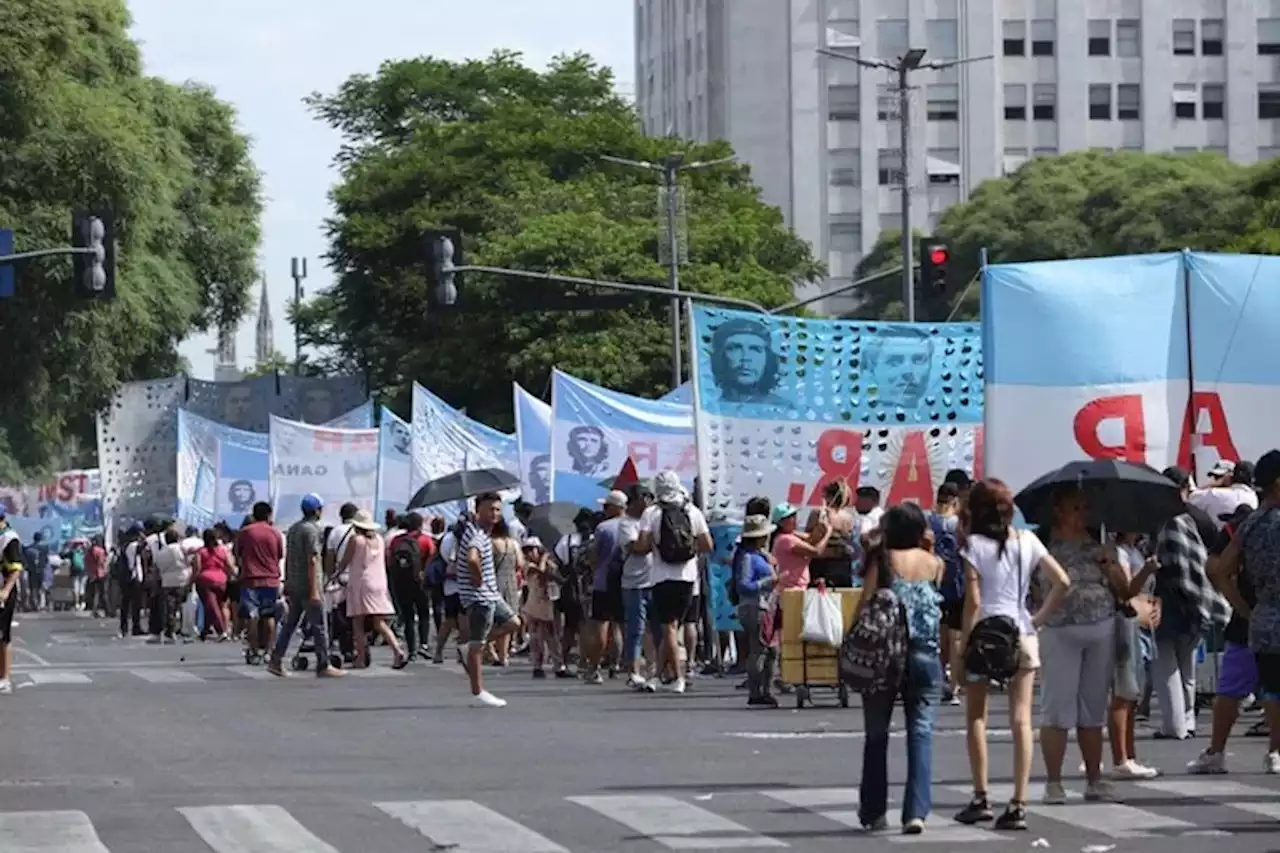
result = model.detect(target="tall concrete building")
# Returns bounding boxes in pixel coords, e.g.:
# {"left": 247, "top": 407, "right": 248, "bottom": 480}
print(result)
{"left": 635, "top": 0, "right": 1278, "bottom": 313}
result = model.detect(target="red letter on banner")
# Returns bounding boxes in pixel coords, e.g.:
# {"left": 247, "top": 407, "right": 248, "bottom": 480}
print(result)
{"left": 627, "top": 441, "right": 658, "bottom": 472}
{"left": 1176, "top": 391, "right": 1240, "bottom": 471}
{"left": 1072, "top": 395, "right": 1147, "bottom": 463}
{"left": 312, "top": 430, "right": 345, "bottom": 452}
{"left": 887, "top": 431, "right": 935, "bottom": 508}
{"left": 972, "top": 427, "right": 984, "bottom": 479}
{"left": 675, "top": 442, "right": 698, "bottom": 474}
{"left": 787, "top": 429, "right": 862, "bottom": 506}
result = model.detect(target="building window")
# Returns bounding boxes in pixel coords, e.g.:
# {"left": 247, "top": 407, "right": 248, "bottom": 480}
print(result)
{"left": 1004, "top": 84, "right": 1027, "bottom": 120}
{"left": 829, "top": 84, "right": 860, "bottom": 121}
{"left": 1031, "top": 19, "right": 1055, "bottom": 56}
{"left": 1203, "top": 84, "right": 1225, "bottom": 119}
{"left": 828, "top": 148, "right": 860, "bottom": 187}
{"left": 684, "top": 37, "right": 691, "bottom": 71}
{"left": 927, "top": 84, "right": 959, "bottom": 121}
{"left": 1002, "top": 19, "right": 1026, "bottom": 56}
{"left": 926, "top": 19, "right": 958, "bottom": 60}
{"left": 928, "top": 148, "right": 961, "bottom": 186}
{"left": 1173, "top": 19, "right": 1196, "bottom": 55}
{"left": 877, "top": 19, "right": 908, "bottom": 60}
{"left": 877, "top": 84, "right": 898, "bottom": 121}
{"left": 1173, "top": 84, "right": 1198, "bottom": 119}
{"left": 696, "top": 40, "right": 704, "bottom": 70}
{"left": 1088, "top": 20, "right": 1110, "bottom": 56}
{"left": 1117, "top": 84, "right": 1141, "bottom": 120}
{"left": 1259, "top": 84, "right": 1280, "bottom": 119}
{"left": 1261, "top": 19, "right": 1280, "bottom": 55}
{"left": 1201, "top": 19, "right": 1224, "bottom": 55}
{"left": 829, "top": 222, "right": 861, "bottom": 255}
{"left": 878, "top": 150, "right": 902, "bottom": 186}
{"left": 1116, "top": 20, "right": 1141, "bottom": 57}
{"left": 1033, "top": 84, "right": 1056, "bottom": 120}
{"left": 1089, "top": 84, "right": 1112, "bottom": 120}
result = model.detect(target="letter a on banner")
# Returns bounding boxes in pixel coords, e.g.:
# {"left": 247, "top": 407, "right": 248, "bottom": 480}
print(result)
{"left": 1072, "top": 395, "right": 1147, "bottom": 463}
{"left": 1176, "top": 391, "right": 1240, "bottom": 471}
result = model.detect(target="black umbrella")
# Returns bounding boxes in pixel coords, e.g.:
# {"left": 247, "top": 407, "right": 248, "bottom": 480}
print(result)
{"left": 407, "top": 468, "right": 519, "bottom": 510}
{"left": 1014, "top": 459, "right": 1184, "bottom": 534}
{"left": 526, "top": 501, "right": 591, "bottom": 549}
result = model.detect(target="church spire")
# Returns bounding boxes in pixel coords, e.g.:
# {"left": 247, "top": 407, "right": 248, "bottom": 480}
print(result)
{"left": 255, "top": 274, "right": 273, "bottom": 366}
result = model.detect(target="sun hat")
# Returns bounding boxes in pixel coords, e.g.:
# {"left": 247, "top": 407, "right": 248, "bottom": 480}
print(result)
{"left": 599, "top": 490, "right": 628, "bottom": 509}
{"left": 522, "top": 536, "right": 544, "bottom": 550}
{"left": 770, "top": 502, "right": 798, "bottom": 524}
{"left": 739, "top": 514, "right": 776, "bottom": 541}
{"left": 349, "top": 509, "right": 380, "bottom": 532}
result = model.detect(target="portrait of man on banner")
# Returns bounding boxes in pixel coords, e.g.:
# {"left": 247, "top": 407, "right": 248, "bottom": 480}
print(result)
{"left": 527, "top": 454, "right": 551, "bottom": 504}
{"left": 708, "top": 317, "right": 792, "bottom": 407}
{"left": 566, "top": 425, "right": 611, "bottom": 477}
{"left": 864, "top": 328, "right": 937, "bottom": 410}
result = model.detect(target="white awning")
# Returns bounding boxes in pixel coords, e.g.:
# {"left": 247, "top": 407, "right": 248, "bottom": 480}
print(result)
{"left": 927, "top": 156, "right": 961, "bottom": 176}
{"left": 826, "top": 28, "right": 862, "bottom": 48}
{"left": 1172, "top": 86, "right": 1198, "bottom": 104}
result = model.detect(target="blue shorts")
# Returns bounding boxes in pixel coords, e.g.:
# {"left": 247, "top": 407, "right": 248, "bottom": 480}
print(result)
{"left": 240, "top": 586, "right": 280, "bottom": 620}
{"left": 1218, "top": 643, "right": 1280, "bottom": 701}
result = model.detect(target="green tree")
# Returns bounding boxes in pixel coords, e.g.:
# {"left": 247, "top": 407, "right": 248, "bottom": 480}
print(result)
{"left": 299, "top": 51, "right": 821, "bottom": 428}
{"left": 853, "top": 150, "right": 1252, "bottom": 321}
{"left": 0, "top": 0, "right": 262, "bottom": 473}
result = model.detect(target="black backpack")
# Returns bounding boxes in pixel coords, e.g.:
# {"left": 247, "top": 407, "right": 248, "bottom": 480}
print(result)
{"left": 963, "top": 534, "right": 1026, "bottom": 683}
{"left": 656, "top": 502, "right": 696, "bottom": 564}
{"left": 839, "top": 585, "right": 909, "bottom": 695}
{"left": 390, "top": 534, "right": 423, "bottom": 582}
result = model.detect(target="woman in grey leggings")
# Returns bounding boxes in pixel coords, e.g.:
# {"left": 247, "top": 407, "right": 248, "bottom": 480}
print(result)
{"left": 1036, "top": 487, "right": 1131, "bottom": 804}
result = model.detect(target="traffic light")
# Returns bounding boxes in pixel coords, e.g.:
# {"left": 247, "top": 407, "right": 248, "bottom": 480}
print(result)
{"left": 424, "top": 228, "right": 462, "bottom": 309}
{"left": 71, "top": 210, "right": 116, "bottom": 299}
{"left": 920, "top": 238, "right": 951, "bottom": 292}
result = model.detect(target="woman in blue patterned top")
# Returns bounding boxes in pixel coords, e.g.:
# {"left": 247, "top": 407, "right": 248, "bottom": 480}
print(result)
{"left": 853, "top": 503, "right": 944, "bottom": 836}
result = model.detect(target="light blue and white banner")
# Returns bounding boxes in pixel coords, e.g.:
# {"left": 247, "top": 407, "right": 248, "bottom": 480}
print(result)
{"left": 410, "top": 383, "right": 518, "bottom": 517}
{"left": 549, "top": 369, "right": 695, "bottom": 508}
{"left": 376, "top": 406, "right": 412, "bottom": 519}
{"left": 268, "top": 415, "right": 379, "bottom": 527}
{"left": 660, "top": 383, "right": 692, "bottom": 404}
{"left": 513, "top": 383, "right": 552, "bottom": 505}
{"left": 985, "top": 251, "right": 1279, "bottom": 491}
{"left": 178, "top": 402, "right": 376, "bottom": 530}
{"left": 690, "top": 307, "right": 984, "bottom": 630}
{"left": 0, "top": 470, "right": 103, "bottom": 551}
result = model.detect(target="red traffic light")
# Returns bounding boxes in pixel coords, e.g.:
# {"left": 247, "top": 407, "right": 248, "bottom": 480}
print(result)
{"left": 929, "top": 246, "right": 950, "bottom": 266}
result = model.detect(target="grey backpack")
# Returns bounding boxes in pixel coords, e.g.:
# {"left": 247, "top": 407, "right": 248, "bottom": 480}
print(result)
{"left": 839, "top": 586, "right": 909, "bottom": 695}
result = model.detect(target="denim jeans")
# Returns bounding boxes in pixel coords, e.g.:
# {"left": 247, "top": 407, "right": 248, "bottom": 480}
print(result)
{"left": 859, "top": 647, "right": 942, "bottom": 826}
{"left": 272, "top": 597, "right": 331, "bottom": 670}
{"left": 621, "top": 587, "right": 650, "bottom": 666}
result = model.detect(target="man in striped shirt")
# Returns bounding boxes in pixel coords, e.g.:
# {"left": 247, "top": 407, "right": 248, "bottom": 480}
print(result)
{"left": 457, "top": 491, "right": 520, "bottom": 707}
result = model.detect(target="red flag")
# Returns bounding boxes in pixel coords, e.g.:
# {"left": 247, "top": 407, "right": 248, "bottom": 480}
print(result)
{"left": 611, "top": 457, "right": 640, "bottom": 491}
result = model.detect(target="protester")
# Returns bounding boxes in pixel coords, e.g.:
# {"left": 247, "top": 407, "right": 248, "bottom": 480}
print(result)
{"left": 268, "top": 494, "right": 344, "bottom": 678}
{"left": 457, "top": 493, "right": 521, "bottom": 706}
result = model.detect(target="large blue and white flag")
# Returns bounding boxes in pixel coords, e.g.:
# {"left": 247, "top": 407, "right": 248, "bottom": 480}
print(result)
{"left": 375, "top": 406, "right": 413, "bottom": 519}
{"left": 513, "top": 383, "right": 552, "bottom": 505}
{"left": 410, "top": 383, "right": 518, "bottom": 515}
{"left": 549, "top": 370, "right": 695, "bottom": 507}
{"left": 268, "top": 416, "right": 379, "bottom": 527}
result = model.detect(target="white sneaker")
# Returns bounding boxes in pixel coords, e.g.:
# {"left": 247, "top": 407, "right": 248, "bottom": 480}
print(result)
{"left": 1188, "top": 749, "right": 1227, "bottom": 775}
{"left": 627, "top": 673, "right": 647, "bottom": 689}
{"left": 643, "top": 679, "right": 659, "bottom": 693}
{"left": 665, "top": 677, "right": 687, "bottom": 694}
{"left": 1265, "top": 751, "right": 1280, "bottom": 775}
{"left": 470, "top": 690, "right": 507, "bottom": 708}
{"left": 585, "top": 671, "right": 604, "bottom": 685}
{"left": 0, "top": 679, "right": 12, "bottom": 694}
{"left": 1042, "top": 782, "right": 1067, "bottom": 805}
{"left": 1112, "top": 760, "right": 1159, "bottom": 780}
{"left": 1084, "top": 780, "right": 1121, "bottom": 803}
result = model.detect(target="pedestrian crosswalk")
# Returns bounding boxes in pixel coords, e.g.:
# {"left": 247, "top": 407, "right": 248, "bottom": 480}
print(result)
{"left": 5, "top": 779, "right": 1280, "bottom": 851}
{"left": 9, "top": 664, "right": 422, "bottom": 687}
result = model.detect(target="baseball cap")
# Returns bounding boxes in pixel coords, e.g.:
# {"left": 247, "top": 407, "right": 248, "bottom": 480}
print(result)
{"left": 600, "top": 490, "right": 627, "bottom": 509}
{"left": 522, "top": 536, "right": 544, "bottom": 550}
{"left": 771, "top": 502, "right": 798, "bottom": 524}
{"left": 1255, "top": 450, "right": 1280, "bottom": 493}
{"left": 1208, "top": 459, "right": 1235, "bottom": 479}
{"left": 300, "top": 493, "right": 324, "bottom": 514}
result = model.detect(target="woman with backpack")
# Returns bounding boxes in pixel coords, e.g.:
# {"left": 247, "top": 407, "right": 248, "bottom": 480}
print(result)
{"left": 851, "top": 504, "right": 944, "bottom": 835}
{"left": 954, "top": 479, "right": 1070, "bottom": 832}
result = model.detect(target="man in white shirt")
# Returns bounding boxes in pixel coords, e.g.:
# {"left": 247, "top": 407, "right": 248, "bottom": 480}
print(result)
{"left": 324, "top": 503, "right": 359, "bottom": 579}
{"left": 634, "top": 470, "right": 712, "bottom": 694}
{"left": 1191, "top": 460, "right": 1259, "bottom": 529}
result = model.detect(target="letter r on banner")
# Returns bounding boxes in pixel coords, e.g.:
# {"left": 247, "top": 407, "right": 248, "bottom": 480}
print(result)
{"left": 312, "top": 430, "right": 345, "bottom": 452}
{"left": 1072, "top": 395, "right": 1147, "bottom": 463}
{"left": 788, "top": 428, "right": 862, "bottom": 505}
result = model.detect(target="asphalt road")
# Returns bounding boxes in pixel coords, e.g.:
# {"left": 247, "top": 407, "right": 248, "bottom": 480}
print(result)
{"left": 4, "top": 612, "right": 1280, "bottom": 852}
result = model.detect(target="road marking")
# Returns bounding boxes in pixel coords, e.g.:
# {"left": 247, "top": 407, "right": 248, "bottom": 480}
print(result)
{"left": 26, "top": 671, "right": 91, "bottom": 685}
{"left": 11, "top": 646, "right": 51, "bottom": 667}
{"left": 761, "top": 789, "right": 997, "bottom": 844}
{"left": 0, "top": 809, "right": 110, "bottom": 852}
{"left": 1137, "top": 778, "right": 1280, "bottom": 821}
{"left": 568, "top": 794, "right": 787, "bottom": 849}
{"left": 345, "top": 666, "right": 410, "bottom": 677}
{"left": 376, "top": 799, "right": 568, "bottom": 853}
{"left": 131, "top": 668, "right": 205, "bottom": 684}
{"left": 179, "top": 804, "right": 340, "bottom": 853}
{"left": 953, "top": 785, "right": 1206, "bottom": 839}
{"left": 724, "top": 728, "right": 1014, "bottom": 741}
{"left": 231, "top": 667, "right": 276, "bottom": 680}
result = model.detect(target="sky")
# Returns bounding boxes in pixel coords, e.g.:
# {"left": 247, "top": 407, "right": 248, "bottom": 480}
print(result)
{"left": 128, "top": 0, "right": 635, "bottom": 379}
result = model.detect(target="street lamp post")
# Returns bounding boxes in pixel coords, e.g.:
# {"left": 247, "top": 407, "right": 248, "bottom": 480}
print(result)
{"left": 816, "top": 46, "right": 990, "bottom": 322}
{"left": 601, "top": 153, "right": 735, "bottom": 388}
{"left": 290, "top": 257, "right": 307, "bottom": 375}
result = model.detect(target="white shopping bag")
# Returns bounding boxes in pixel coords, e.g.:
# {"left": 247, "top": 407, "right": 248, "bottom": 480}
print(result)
{"left": 800, "top": 587, "right": 843, "bottom": 647}
{"left": 181, "top": 589, "right": 199, "bottom": 636}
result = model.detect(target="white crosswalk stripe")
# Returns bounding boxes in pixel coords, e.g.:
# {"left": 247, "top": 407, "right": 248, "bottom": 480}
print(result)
{"left": 0, "top": 809, "right": 109, "bottom": 852}
{"left": 376, "top": 799, "right": 569, "bottom": 853}
{"left": 568, "top": 794, "right": 786, "bottom": 849}
{"left": 1, "top": 782, "right": 1278, "bottom": 850}
{"left": 178, "top": 805, "right": 341, "bottom": 853}
{"left": 26, "top": 670, "right": 91, "bottom": 685}
{"left": 129, "top": 668, "right": 205, "bottom": 684}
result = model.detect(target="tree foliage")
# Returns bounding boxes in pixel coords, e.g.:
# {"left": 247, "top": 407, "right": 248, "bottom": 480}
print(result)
{"left": 854, "top": 150, "right": 1279, "bottom": 321}
{"left": 0, "top": 0, "right": 262, "bottom": 473}
{"left": 300, "top": 51, "right": 821, "bottom": 428}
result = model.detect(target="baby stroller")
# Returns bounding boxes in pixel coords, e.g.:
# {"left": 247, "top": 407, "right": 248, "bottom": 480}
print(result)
{"left": 291, "top": 568, "right": 369, "bottom": 671}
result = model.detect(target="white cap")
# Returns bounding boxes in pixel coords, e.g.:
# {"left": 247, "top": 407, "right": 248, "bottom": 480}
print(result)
{"left": 600, "top": 490, "right": 628, "bottom": 509}
{"left": 1208, "top": 459, "right": 1235, "bottom": 479}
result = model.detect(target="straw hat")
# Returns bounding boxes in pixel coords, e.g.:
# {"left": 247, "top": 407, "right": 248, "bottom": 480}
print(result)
{"left": 350, "top": 509, "right": 381, "bottom": 532}
{"left": 738, "top": 514, "right": 776, "bottom": 541}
